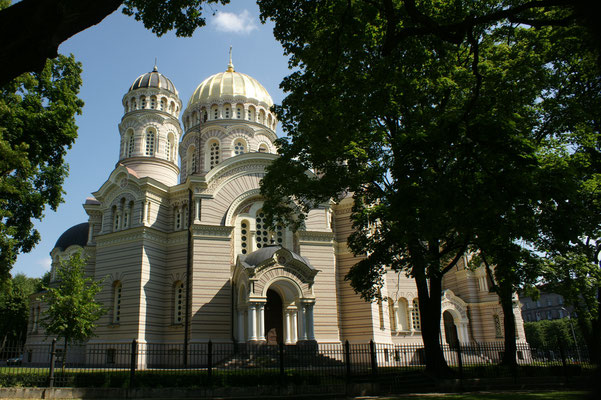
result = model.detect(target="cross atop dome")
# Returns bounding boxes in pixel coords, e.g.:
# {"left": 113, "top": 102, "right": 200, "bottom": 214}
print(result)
{"left": 227, "top": 46, "right": 235, "bottom": 72}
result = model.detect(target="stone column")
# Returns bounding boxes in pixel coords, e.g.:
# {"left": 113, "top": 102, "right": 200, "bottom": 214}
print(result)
{"left": 291, "top": 310, "right": 298, "bottom": 343}
{"left": 194, "top": 198, "right": 201, "bottom": 223}
{"left": 248, "top": 304, "right": 257, "bottom": 341}
{"left": 258, "top": 303, "right": 265, "bottom": 341}
{"left": 237, "top": 310, "right": 245, "bottom": 342}
{"left": 285, "top": 310, "right": 292, "bottom": 344}
{"left": 298, "top": 305, "right": 307, "bottom": 341}
{"left": 408, "top": 305, "right": 414, "bottom": 331}
{"left": 306, "top": 303, "right": 315, "bottom": 341}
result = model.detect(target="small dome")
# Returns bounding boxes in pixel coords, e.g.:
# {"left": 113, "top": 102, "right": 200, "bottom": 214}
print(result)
{"left": 129, "top": 66, "right": 178, "bottom": 96}
{"left": 187, "top": 68, "right": 273, "bottom": 110}
{"left": 54, "top": 223, "right": 89, "bottom": 251}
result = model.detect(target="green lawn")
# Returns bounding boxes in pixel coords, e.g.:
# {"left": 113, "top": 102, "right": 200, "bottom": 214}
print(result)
{"left": 371, "top": 391, "right": 589, "bottom": 400}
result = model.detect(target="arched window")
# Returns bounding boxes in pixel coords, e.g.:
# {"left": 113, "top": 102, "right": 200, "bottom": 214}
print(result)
{"left": 233, "top": 139, "right": 246, "bottom": 156}
{"left": 160, "top": 98, "right": 167, "bottom": 111}
{"left": 113, "top": 282, "right": 122, "bottom": 324}
{"left": 411, "top": 299, "right": 421, "bottom": 331}
{"left": 207, "top": 140, "right": 220, "bottom": 170}
{"left": 127, "top": 131, "right": 135, "bottom": 157}
{"left": 201, "top": 108, "right": 208, "bottom": 122}
{"left": 212, "top": 105, "right": 219, "bottom": 120}
{"left": 255, "top": 211, "right": 269, "bottom": 249}
{"left": 236, "top": 105, "right": 243, "bottom": 119}
{"left": 150, "top": 95, "right": 157, "bottom": 109}
{"left": 140, "top": 96, "right": 146, "bottom": 109}
{"left": 145, "top": 129, "right": 156, "bottom": 156}
{"left": 192, "top": 111, "right": 198, "bottom": 125}
{"left": 174, "top": 281, "right": 185, "bottom": 324}
{"left": 258, "top": 143, "right": 268, "bottom": 153}
{"left": 224, "top": 104, "right": 231, "bottom": 118}
{"left": 123, "top": 201, "right": 133, "bottom": 229}
{"left": 240, "top": 220, "right": 249, "bottom": 254}
{"left": 247, "top": 106, "right": 255, "bottom": 121}
{"left": 258, "top": 109, "right": 265, "bottom": 124}
{"left": 267, "top": 114, "right": 272, "bottom": 127}
{"left": 396, "top": 298, "right": 409, "bottom": 331}
{"left": 169, "top": 101, "right": 174, "bottom": 113}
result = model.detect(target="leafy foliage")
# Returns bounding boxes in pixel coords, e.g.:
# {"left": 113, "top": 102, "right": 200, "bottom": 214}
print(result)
{"left": 122, "top": 0, "right": 230, "bottom": 37}
{"left": 0, "top": 274, "right": 41, "bottom": 347}
{"left": 257, "top": 0, "right": 600, "bottom": 375}
{"left": 0, "top": 55, "right": 83, "bottom": 282}
{"left": 523, "top": 319, "right": 584, "bottom": 349}
{"left": 41, "top": 253, "right": 105, "bottom": 346}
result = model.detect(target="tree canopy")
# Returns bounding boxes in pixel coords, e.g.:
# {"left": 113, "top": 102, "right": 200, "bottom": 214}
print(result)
{"left": 41, "top": 253, "right": 105, "bottom": 352}
{"left": 257, "top": 0, "right": 600, "bottom": 375}
{"left": 0, "top": 0, "right": 230, "bottom": 87}
{"left": 0, "top": 54, "right": 84, "bottom": 282}
{"left": 0, "top": 274, "right": 41, "bottom": 348}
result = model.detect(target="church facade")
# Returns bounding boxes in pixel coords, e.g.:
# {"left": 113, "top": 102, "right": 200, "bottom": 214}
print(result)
{"left": 26, "top": 61, "right": 525, "bottom": 351}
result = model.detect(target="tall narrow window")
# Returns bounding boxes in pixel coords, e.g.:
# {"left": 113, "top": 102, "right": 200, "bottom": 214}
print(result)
{"left": 160, "top": 98, "right": 167, "bottom": 111}
{"left": 166, "top": 134, "right": 173, "bottom": 160}
{"left": 208, "top": 141, "right": 220, "bottom": 169}
{"left": 255, "top": 211, "right": 269, "bottom": 248}
{"left": 140, "top": 96, "right": 146, "bottom": 109}
{"left": 378, "top": 298, "right": 385, "bottom": 330}
{"left": 236, "top": 106, "right": 242, "bottom": 119}
{"left": 274, "top": 224, "right": 284, "bottom": 245}
{"left": 113, "top": 206, "right": 120, "bottom": 231}
{"left": 113, "top": 282, "right": 122, "bottom": 324}
{"left": 174, "top": 282, "right": 184, "bottom": 324}
{"left": 145, "top": 130, "right": 155, "bottom": 156}
{"left": 202, "top": 110, "right": 208, "bottom": 122}
{"left": 127, "top": 134, "right": 135, "bottom": 157}
{"left": 150, "top": 95, "right": 157, "bottom": 109}
{"left": 240, "top": 220, "right": 249, "bottom": 254}
{"left": 213, "top": 107, "right": 218, "bottom": 119}
{"left": 494, "top": 315, "right": 503, "bottom": 338}
{"left": 175, "top": 207, "right": 181, "bottom": 230}
{"left": 388, "top": 298, "right": 396, "bottom": 332}
{"left": 233, "top": 140, "right": 246, "bottom": 155}
{"left": 397, "top": 298, "right": 409, "bottom": 331}
{"left": 224, "top": 106, "right": 230, "bottom": 118}
{"left": 411, "top": 299, "right": 421, "bottom": 331}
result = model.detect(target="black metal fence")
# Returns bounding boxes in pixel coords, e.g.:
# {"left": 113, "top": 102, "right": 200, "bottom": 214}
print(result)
{"left": 0, "top": 340, "right": 595, "bottom": 389}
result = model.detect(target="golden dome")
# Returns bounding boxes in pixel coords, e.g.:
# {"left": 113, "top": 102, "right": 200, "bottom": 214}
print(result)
{"left": 187, "top": 69, "right": 274, "bottom": 109}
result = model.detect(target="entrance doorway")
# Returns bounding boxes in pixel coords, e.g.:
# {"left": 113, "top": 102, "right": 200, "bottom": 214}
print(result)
{"left": 443, "top": 310, "right": 459, "bottom": 347}
{"left": 264, "top": 289, "right": 283, "bottom": 344}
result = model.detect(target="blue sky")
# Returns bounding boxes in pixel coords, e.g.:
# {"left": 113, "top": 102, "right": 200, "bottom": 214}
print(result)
{"left": 12, "top": 2, "right": 290, "bottom": 278}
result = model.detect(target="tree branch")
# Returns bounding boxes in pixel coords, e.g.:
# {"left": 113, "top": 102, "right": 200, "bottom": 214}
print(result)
{"left": 0, "top": 0, "right": 123, "bottom": 87}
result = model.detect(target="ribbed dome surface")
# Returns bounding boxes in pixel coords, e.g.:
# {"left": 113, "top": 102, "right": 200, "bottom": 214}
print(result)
{"left": 54, "top": 223, "right": 89, "bottom": 251}
{"left": 129, "top": 66, "right": 178, "bottom": 95}
{"left": 187, "top": 70, "right": 273, "bottom": 109}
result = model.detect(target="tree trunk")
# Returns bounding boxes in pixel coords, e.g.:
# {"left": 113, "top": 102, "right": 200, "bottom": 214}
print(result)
{"left": 0, "top": 0, "right": 122, "bottom": 86}
{"left": 498, "top": 283, "right": 517, "bottom": 367}
{"left": 62, "top": 336, "right": 68, "bottom": 370}
{"left": 414, "top": 269, "right": 452, "bottom": 377}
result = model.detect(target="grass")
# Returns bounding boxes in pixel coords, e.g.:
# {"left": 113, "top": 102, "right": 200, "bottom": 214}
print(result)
{"left": 373, "top": 391, "right": 589, "bottom": 400}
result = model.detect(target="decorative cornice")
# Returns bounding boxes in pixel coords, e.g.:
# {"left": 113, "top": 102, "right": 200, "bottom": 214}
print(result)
{"left": 191, "top": 224, "right": 233, "bottom": 239}
{"left": 296, "top": 230, "right": 335, "bottom": 244}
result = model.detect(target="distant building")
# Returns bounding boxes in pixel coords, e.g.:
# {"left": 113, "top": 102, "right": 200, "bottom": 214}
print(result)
{"left": 520, "top": 289, "right": 574, "bottom": 322}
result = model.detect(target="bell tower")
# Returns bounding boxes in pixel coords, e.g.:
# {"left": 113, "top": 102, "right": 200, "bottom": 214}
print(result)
{"left": 118, "top": 66, "right": 182, "bottom": 186}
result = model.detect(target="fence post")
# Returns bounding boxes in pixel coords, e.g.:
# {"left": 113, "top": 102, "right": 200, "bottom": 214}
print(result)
{"left": 370, "top": 340, "right": 378, "bottom": 377}
{"left": 48, "top": 338, "right": 57, "bottom": 388}
{"left": 456, "top": 341, "right": 464, "bottom": 390}
{"left": 279, "top": 341, "right": 285, "bottom": 384}
{"left": 129, "top": 339, "right": 137, "bottom": 389}
{"left": 207, "top": 340, "right": 213, "bottom": 385}
{"left": 345, "top": 340, "right": 351, "bottom": 381}
{"left": 559, "top": 340, "right": 569, "bottom": 384}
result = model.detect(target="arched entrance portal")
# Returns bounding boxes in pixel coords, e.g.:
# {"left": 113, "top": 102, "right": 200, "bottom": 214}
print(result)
{"left": 265, "top": 289, "right": 283, "bottom": 344}
{"left": 443, "top": 310, "right": 459, "bottom": 347}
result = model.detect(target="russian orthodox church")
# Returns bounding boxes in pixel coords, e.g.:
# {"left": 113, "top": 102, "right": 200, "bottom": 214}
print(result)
{"left": 26, "top": 57, "right": 525, "bottom": 352}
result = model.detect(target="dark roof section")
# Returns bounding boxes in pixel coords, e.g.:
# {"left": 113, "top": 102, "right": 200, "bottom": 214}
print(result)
{"left": 241, "top": 245, "right": 314, "bottom": 269}
{"left": 54, "top": 222, "right": 89, "bottom": 251}
{"left": 129, "top": 66, "right": 178, "bottom": 95}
